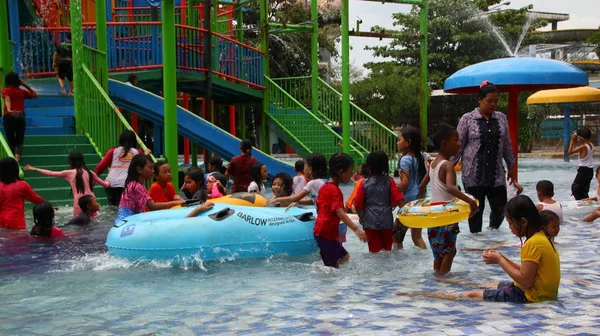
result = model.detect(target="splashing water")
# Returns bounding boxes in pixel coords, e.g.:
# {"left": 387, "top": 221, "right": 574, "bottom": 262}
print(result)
{"left": 513, "top": 14, "right": 536, "bottom": 56}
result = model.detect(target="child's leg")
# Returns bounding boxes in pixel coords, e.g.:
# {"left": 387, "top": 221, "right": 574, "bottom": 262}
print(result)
{"left": 435, "top": 277, "right": 499, "bottom": 289}
{"left": 314, "top": 235, "right": 349, "bottom": 268}
{"left": 365, "top": 229, "right": 383, "bottom": 253}
{"left": 57, "top": 74, "right": 66, "bottom": 94}
{"left": 338, "top": 253, "right": 350, "bottom": 266}
{"left": 437, "top": 249, "right": 456, "bottom": 275}
{"left": 433, "top": 258, "right": 441, "bottom": 272}
{"left": 381, "top": 229, "right": 394, "bottom": 251}
{"left": 392, "top": 218, "right": 407, "bottom": 249}
{"left": 411, "top": 228, "right": 427, "bottom": 249}
{"left": 583, "top": 209, "right": 600, "bottom": 222}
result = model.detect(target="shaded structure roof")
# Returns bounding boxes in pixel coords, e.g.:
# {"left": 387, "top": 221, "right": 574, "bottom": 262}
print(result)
{"left": 527, "top": 86, "right": 600, "bottom": 104}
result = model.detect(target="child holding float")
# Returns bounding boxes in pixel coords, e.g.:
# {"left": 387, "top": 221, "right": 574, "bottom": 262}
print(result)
{"left": 269, "top": 172, "right": 294, "bottom": 207}
{"left": 268, "top": 153, "right": 328, "bottom": 207}
{"left": 25, "top": 152, "right": 109, "bottom": 217}
{"left": 418, "top": 124, "right": 478, "bottom": 275}
{"left": 115, "top": 154, "right": 185, "bottom": 223}
{"left": 314, "top": 153, "right": 367, "bottom": 268}
{"left": 354, "top": 151, "right": 404, "bottom": 253}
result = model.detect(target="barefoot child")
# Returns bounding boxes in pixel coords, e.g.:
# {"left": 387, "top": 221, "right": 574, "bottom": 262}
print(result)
{"left": 395, "top": 125, "right": 428, "bottom": 249}
{"left": 535, "top": 180, "right": 562, "bottom": 223}
{"left": 30, "top": 202, "right": 63, "bottom": 237}
{"left": 67, "top": 195, "right": 100, "bottom": 225}
{"left": 418, "top": 124, "right": 478, "bottom": 275}
{"left": 25, "top": 152, "right": 109, "bottom": 217}
{"left": 248, "top": 162, "right": 267, "bottom": 195}
{"left": 115, "top": 154, "right": 184, "bottom": 223}
{"left": 568, "top": 127, "right": 594, "bottom": 200}
{"left": 314, "top": 153, "right": 368, "bottom": 267}
{"left": 354, "top": 151, "right": 404, "bottom": 253}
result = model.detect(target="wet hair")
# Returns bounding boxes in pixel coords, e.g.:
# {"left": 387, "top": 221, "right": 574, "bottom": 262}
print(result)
{"left": 250, "top": 162, "right": 266, "bottom": 192}
{"left": 209, "top": 157, "right": 226, "bottom": 174}
{"left": 78, "top": 195, "right": 95, "bottom": 214}
{"left": 125, "top": 154, "right": 151, "bottom": 188}
{"left": 576, "top": 127, "right": 592, "bottom": 140}
{"left": 119, "top": 130, "right": 138, "bottom": 158}
{"left": 272, "top": 172, "right": 293, "bottom": 196}
{"left": 539, "top": 210, "right": 559, "bottom": 229}
{"left": 30, "top": 202, "right": 55, "bottom": 237}
{"left": 400, "top": 126, "right": 427, "bottom": 183}
{"left": 240, "top": 139, "right": 253, "bottom": 155}
{"left": 329, "top": 153, "right": 354, "bottom": 178}
{"left": 0, "top": 157, "right": 21, "bottom": 184}
{"left": 211, "top": 172, "right": 228, "bottom": 193}
{"left": 5, "top": 72, "right": 20, "bottom": 87}
{"left": 68, "top": 152, "right": 94, "bottom": 195}
{"left": 366, "top": 151, "right": 389, "bottom": 176}
{"left": 184, "top": 167, "right": 207, "bottom": 202}
{"left": 305, "top": 153, "right": 328, "bottom": 179}
{"left": 478, "top": 81, "right": 499, "bottom": 100}
{"left": 504, "top": 195, "right": 542, "bottom": 240}
{"left": 536, "top": 180, "right": 554, "bottom": 197}
{"left": 294, "top": 159, "right": 304, "bottom": 173}
{"left": 127, "top": 74, "right": 138, "bottom": 84}
{"left": 432, "top": 123, "right": 457, "bottom": 149}
{"left": 153, "top": 160, "right": 169, "bottom": 176}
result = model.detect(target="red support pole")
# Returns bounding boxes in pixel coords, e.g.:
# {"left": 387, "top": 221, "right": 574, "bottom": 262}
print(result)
{"left": 131, "top": 112, "right": 138, "bottom": 133}
{"left": 508, "top": 87, "right": 519, "bottom": 181}
{"left": 229, "top": 106, "right": 236, "bottom": 136}
{"left": 183, "top": 93, "right": 190, "bottom": 164}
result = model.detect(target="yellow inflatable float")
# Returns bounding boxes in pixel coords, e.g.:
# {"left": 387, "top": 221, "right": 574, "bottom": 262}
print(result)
{"left": 397, "top": 195, "right": 477, "bottom": 229}
{"left": 175, "top": 192, "right": 267, "bottom": 208}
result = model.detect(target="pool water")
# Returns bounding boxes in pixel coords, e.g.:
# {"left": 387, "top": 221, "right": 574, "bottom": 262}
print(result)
{"left": 1, "top": 159, "right": 600, "bottom": 335}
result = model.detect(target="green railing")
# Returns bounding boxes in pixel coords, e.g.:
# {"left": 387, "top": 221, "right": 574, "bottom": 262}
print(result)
{"left": 80, "top": 63, "right": 154, "bottom": 162}
{"left": 265, "top": 77, "right": 364, "bottom": 162}
{"left": 82, "top": 45, "right": 108, "bottom": 88}
{"left": 273, "top": 77, "right": 399, "bottom": 157}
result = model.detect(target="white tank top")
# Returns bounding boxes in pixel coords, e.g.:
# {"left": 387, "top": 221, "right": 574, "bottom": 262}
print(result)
{"left": 106, "top": 147, "right": 140, "bottom": 187}
{"left": 539, "top": 201, "right": 563, "bottom": 223}
{"left": 429, "top": 159, "right": 454, "bottom": 203}
{"left": 579, "top": 143, "right": 594, "bottom": 168}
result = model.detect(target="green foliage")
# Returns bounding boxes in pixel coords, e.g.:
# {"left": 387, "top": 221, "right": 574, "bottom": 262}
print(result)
{"left": 588, "top": 27, "right": 600, "bottom": 58}
{"left": 243, "top": 0, "right": 338, "bottom": 78}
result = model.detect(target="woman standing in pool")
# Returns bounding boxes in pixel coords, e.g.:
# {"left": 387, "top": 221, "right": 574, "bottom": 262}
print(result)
{"left": 454, "top": 81, "right": 522, "bottom": 233}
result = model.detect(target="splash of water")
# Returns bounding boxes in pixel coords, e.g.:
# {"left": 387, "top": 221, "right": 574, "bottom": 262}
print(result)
{"left": 513, "top": 14, "right": 536, "bottom": 56}
{"left": 462, "top": 3, "right": 514, "bottom": 56}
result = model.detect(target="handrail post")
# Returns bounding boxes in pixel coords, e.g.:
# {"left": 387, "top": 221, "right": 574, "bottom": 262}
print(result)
{"left": 341, "top": 0, "right": 350, "bottom": 154}
{"left": 260, "top": 0, "right": 270, "bottom": 152}
{"left": 163, "top": 0, "right": 179, "bottom": 187}
{"left": 311, "top": 0, "right": 318, "bottom": 114}
{"left": 70, "top": 0, "right": 85, "bottom": 133}
{"left": 0, "top": 0, "right": 11, "bottom": 81}
{"left": 419, "top": 0, "right": 428, "bottom": 141}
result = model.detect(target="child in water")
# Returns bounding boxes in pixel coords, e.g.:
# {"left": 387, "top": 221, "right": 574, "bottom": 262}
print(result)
{"left": 268, "top": 153, "right": 328, "bottom": 207}
{"left": 149, "top": 161, "right": 181, "bottom": 204}
{"left": 25, "top": 152, "right": 109, "bottom": 217}
{"left": 181, "top": 167, "right": 208, "bottom": 202}
{"left": 67, "top": 195, "right": 100, "bottom": 225}
{"left": 535, "top": 180, "right": 562, "bottom": 223}
{"left": 395, "top": 125, "right": 428, "bottom": 249}
{"left": 115, "top": 154, "right": 185, "bottom": 223}
{"left": 352, "top": 164, "right": 364, "bottom": 181}
{"left": 582, "top": 167, "right": 600, "bottom": 222}
{"left": 418, "top": 124, "right": 478, "bottom": 275}
{"left": 354, "top": 151, "right": 404, "bottom": 253}
{"left": 30, "top": 202, "right": 64, "bottom": 237}
{"left": 540, "top": 210, "right": 560, "bottom": 243}
{"left": 568, "top": 127, "right": 594, "bottom": 200}
{"left": 292, "top": 159, "right": 308, "bottom": 195}
{"left": 269, "top": 172, "right": 294, "bottom": 207}
{"left": 313, "top": 153, "right": 368, "bottom": 268}
{"left": 399, "top": 195, "right": 561, "bottom": 303}
{"left": 0, "top": 157, "right": 45, "bottom": 230}
{"left": 248, "top": 162, "right": 267, "bottom": 195}
{"left": 206, "top": 174, "right": 225, "bottom": 199}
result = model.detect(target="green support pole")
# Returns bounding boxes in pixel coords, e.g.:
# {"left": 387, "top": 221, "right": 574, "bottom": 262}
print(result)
{"left": 419, "top": 0, "right": 428, "bottom": 141}
{"left": 187, "top": 0, "right": 196, "bottom": 27}
{"left": 341, "top": 0, "right": 350, "bottom": 154}
{"left": 162, "top": 0, "right": 179, "bottom": 187}
{"left": 0, "top": 0, "right": 10, "bottom": 84}
{"left": 311, "top": 0, "right": 318, "bottom": 114}
{"left": 260, "top": 0, "right": 270, "bottom": 153}
{"left": 70, "top": 0, "right": 85, "bottom": 133}
{"left": 96, "top": 0, "right": 108, "bottom": 90}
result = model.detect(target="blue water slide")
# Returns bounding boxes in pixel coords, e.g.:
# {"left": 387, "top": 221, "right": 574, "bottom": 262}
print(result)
{"left": 107, "top": 79, "right": 294, "bottom": 177}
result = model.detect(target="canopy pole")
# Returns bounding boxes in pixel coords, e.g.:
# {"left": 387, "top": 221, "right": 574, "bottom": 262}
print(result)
{"left": 563, "top": 103, "right": 570, "bottom": 162}
{"left": 508, "top": 88, "right": 519, "bottom": 181}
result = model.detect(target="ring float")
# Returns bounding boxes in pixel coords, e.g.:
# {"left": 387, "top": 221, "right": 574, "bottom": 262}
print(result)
{"left": 397, "top": 195, "right": 478, "bottom": 229}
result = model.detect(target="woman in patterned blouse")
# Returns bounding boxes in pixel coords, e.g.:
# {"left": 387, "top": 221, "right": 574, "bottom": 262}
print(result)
{"left": 454, "top": 81, "right": 522, "bottom": 233}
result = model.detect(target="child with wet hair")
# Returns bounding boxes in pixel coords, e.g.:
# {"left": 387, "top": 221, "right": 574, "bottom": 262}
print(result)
{"left": 535, "top": 180, "right": 562, "bottom": 223}
{"left": 67, "top": 195, "right": 101, "bottom": 225}
{"left": 30, "top": 202, "right": 63, "bottom": 237}
{"left": 539, "top": 210, "right": 560, "bottom": 243}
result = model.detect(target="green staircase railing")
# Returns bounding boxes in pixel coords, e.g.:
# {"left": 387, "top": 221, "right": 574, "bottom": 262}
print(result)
{"left": 273, "top": 77, "right": 399, "bottom": 157}
{"left": 80, "top": 46, "right": 154, "bottom": 161}
{"left": 265, "top": 77, "right": 364, "bottom": 162}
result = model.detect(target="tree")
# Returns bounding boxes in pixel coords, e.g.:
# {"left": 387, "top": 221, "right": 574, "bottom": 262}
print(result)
{"left": 243, "top": 0, "right": 339, "bottom": 78}
{"left": 588, "top": 27, "right": 600, "bottom": 59}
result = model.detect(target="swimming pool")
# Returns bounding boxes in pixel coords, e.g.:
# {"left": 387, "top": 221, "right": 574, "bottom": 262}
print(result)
{"left": 1, "top": 159, "right": 599, "bottom": 335}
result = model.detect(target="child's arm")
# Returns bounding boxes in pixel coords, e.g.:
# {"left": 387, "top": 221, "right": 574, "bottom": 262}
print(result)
{"left": 267, "top": 189, "right": 310, "bottom": 205}
{"left": 536, "top": 204, "right": 543, "bottom": 212}
{"left": 483, "top": 251, "right": 537, "bottom": 289}
{"left": 568, "top": 133, "right": 587, "bottom": 155}
{"left": 336, "top": 208, "right": 367, "bottom": 241}
{"left": 95, "top": 148, "right": 116, "bottom": 175}
{"left": 3, "top": 95, "right": 12, "bottom": 113}
{"left": 91, "top": 171, "right": 110, "bottom": 188}
{"left": 452, "top": 117, "right": 468, "bottom": 163}
{"left": 24, "top": 165, "right": 68, "bottom": 178}
{"left": 186, "top": 202, "right": 215, "bottom": 218}
{"left": 442, "top": 161, "right": 478, "bottom": 216}
{"left": 20, "top": 182, "right": 45, "bottom": 205}
{"left": 417, "top": 173, "right": 430, "bottom": 198}
{"left": 20, "top": 80, "right": 38, "bottom": 98}
{"left": 390, "top": 177, "right": 405, "bottom": 209}
{"left": 146, "top": 198, "right": 185, "bottom": 211}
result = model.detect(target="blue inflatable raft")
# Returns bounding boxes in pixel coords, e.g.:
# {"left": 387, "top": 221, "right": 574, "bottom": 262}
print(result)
{"left": 105, "top": 203, "right": 318, "bottom": 263}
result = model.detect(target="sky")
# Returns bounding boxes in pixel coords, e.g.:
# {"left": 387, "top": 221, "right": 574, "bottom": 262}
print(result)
{"left": 339, "top": 0, "right": 600, "bottom": 71}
